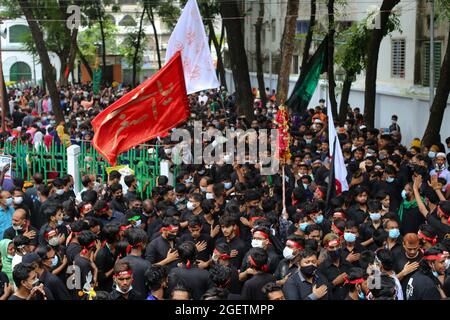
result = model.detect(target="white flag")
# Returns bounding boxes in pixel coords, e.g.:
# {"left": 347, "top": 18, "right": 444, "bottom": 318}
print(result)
{"left": 327, "top": 107, "right": 349, "bottom": 192}
{"left": 165, "top": 0, "right": 220, "bottom": 94}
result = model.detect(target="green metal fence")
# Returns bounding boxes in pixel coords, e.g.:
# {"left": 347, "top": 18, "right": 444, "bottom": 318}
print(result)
{"left": 1, "top": 141, "right": 161, "bottom": 199}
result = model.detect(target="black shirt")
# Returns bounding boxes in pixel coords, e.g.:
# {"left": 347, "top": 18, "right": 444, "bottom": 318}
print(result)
{"left": 179, "top": 233, "right": 214, "bottom": 262}
{"left": 274, "top": 259, "right": 299, "bottom": 281}
{"left": 346, "top": 205, "right": 368, "bottom": 226}
{"left": 121, "top": 254, "right": 151, "bottom": 300}
{"left": 74, "top": 255, "right": 94, "bottom": 293}
{"left": 145, "top": 235, "right": 179, "bottom": 270}
{"left": 283, "top": 269, "right": 332, "bottom": 300}
{"left": 40, "top": 270, "right": 72, "bottom": 300}
{"left": 393, "top": 249, "right": 423, "bottom": 296}
{"left": 399, "top": 205, "right": 425, "bottom": 235}
{"left": 95, "top": 245, "right": 116, "bottom": 291}
{"left": 318, "top": 256, "right": 353, "bottom": 300}
{"left": 66, "top": 242, "right": 82, "bottom": 264}
{"left": 215, "top": 236, "right": 250, "bottom": 270}
{"left": 406, "top": 268, "right": 441, "bottom": 300}
{"left": 168, "top": 266, "right": 213, "bottom": 300}
{"left": 340, "top": 241, "right": 366, "bottom": 268}
{"left": 3, "top": 226, "right": 39, "bottom": 247}
{"left": 427, "top": 213, "right": 450, "bottom": 241}
{"left": 0, "top": 272, "right": 9, "bottom": 297}
{"left": 110, "top": 198, "right": 128, "bottom": 214}
{"left": 240, "top": 246, "right": 281, "bottom": 274}
{"left": 359, "top": 221, "right": 384, "bottom": 251}
{"left": 240, "top": 272, "right": 275, "bottom": 300}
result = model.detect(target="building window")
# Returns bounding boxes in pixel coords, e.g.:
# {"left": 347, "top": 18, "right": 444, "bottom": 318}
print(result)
{"left": 10, "top": 62, "right": 32, "bottom": 82}
{"left": 119, "top": 15, "right": 137, "bottom": 27}
{"left": 292, "top": 55, "right": 299, "bottom": 74}
{"left": 296, "top": 20, "right": 310, "bottom": 34}
{"left": 423, "top": 41, "right": 442, "bottom": 87}
{"left": 9, "top": 25, "right": 30, "bottom": 43}
{"left": 271, "top": 19, "right": 276, "bottom": 42}
{"left": 391, "top": 39, "right": 405, "bottom": 79}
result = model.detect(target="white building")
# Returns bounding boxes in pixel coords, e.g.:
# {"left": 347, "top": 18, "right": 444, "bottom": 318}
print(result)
{"left": 226, "top": 0, "right": 450, "bottom": 146}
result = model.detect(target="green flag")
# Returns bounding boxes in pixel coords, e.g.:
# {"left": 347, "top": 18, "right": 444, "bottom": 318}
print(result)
{"left": 286, "top": 36, "right": 328, "bottom": 114}
{"left": 93, "top": 68, "right": 102, "bottom": 94}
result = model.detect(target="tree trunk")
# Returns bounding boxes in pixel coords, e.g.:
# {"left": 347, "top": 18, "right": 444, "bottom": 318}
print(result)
{"left": 64, "top": 28, "right": 79, "bottom": 86}
{"left": 364, "top": 0, "right": 401, "bottom": 128}
{"left": 132, "top": 8, "right": 146, "bottom": 88}
{"left": 301, "top": 0, "right": 316, "bottom": 72}
{"left": 96, "top": 2, "right": 107, "bottom": 85}
{"left": 219, "top": 0, "right": 254, "bottom": 120}
{"left": 422, "top": 27, "right": 450, "bottom": 146}
{"left": 277, "top": 0, "right": 299, "bottom": 103}
{"left": 327, "top": 0, "right": 338, "bottom": 119}
{"left": 148, "top": 7, "right": 162, "bottom": 70}
{"left": 18, "top": 0, "right": 63, "bottom": 123}
{"left": 255, "top": 0, "right": 267, "bottom": 107}
{"left": 218, "top": 22, "right": 227, "bottom": 90}
{"left": 77, "top": 45, "right": 93, "bottom": 80}
{"left": 338, "top": 73, "right": 353, "bottom": 126}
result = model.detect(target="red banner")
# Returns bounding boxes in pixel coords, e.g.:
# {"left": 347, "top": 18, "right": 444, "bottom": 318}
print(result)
{"left": 92, "top": 51, "right": 189, "bottom": 165}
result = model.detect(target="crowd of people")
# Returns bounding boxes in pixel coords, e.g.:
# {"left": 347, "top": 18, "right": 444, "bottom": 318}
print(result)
{"left": 0, "top": 82, "right": 450, "bottom": 300}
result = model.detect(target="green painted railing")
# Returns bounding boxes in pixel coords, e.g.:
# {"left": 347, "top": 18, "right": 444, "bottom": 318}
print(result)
{"left": 2, "top": 141, "right": 161, "bottom": 199}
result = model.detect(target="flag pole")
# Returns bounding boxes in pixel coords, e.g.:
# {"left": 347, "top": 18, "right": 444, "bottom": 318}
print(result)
{"left": 282, "top": 164, "right": 286, "bottom": 213}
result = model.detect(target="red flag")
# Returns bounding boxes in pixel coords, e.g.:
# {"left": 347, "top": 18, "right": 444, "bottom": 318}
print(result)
{"left": 64, "top": 66, "right": 70, "bottom": 79}
{"left": 92, "top": 51, "right": 189, "bottom": 165}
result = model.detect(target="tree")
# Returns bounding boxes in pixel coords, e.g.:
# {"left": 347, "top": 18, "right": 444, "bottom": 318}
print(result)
{"left": 143, "top": 0, "right": 180, "bottom": 70}
{"left": 255, "top": 0, "right": 267, "bottom": 107}
{"left": 301, "top": 0, "right": 316, "bottom": 72}
{"left": 363, "top": 0, "right": 401, "bottom": 128}
{"left": 422, "top": 1, "right": 450, "bottom": 146}
{"left": 16, "top": 0, "right": 63, "bottom": 122}
{"left": 327, "top": 0, "right": 338, "bottom": 119}
{"left": 219, "top": 0, "right": 254, "bottom": 120}
{"left": 277, "top": 0, "right": 299, "bottom": 103}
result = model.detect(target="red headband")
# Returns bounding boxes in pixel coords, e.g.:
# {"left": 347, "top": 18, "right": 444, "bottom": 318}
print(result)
{"left": 333, "top": 212, "right": 345, "bottom": 219}
{"left": 97, "top": 206, "right": 109, "bottom": 214}
{"left": 213, "top": 249, "right": 231, "bottom": 260}
{"left": 327, "top": 239, "right": 340, "bottom": 247}
{"left": 418, "top": 231, "right": 437, "bottom": 246}
{"left": 286, "top": 240, "right": 304, "bottom": 250}
{"left": 81, "top": 241, "right": 96, "bottom": 255}
{"left": 249, "top": 255, "right": 268, "bottom": 272}
{"left": 160, "top": 226, "right": 179, "bottom": 233}
{"left": 120, "top": 225, "right": 132, "bottom": 232}
{"left": 249, "top": 216, "right": 266, "bottom": 222}
{"left": 113, "top": 270, "right": 132, "bottom": 278}
{"left": 253, "top": 231, "right": 270, "bottom": 240}
{"left": 423, "top": 253, "right": 447, "bottom": 261}
{"left": 344, "top": 276, "right": 365, "bottom": 285}
{"left": 45, "top": 229, "right": 58, "bottom": 239}
{"left": 332, "top": 224, "right": 344, "bottom": 236}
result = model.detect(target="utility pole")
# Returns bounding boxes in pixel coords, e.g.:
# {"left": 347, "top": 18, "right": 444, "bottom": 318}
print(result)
{"left": 429, "top": 0, "right": 435, "bottom": 108}
{"left": 0, "top": 19, "right": 6, "bottom": 133}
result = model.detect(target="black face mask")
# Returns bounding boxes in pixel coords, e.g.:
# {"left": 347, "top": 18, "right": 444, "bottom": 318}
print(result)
{"left": 300, "top": 265, "right": 317, "bottom": 278}
{"left": 328, "top": 249, "right": 341, "bottom": 260}
{"left": 166, "top": 233, "right": 177, "bottom": 241}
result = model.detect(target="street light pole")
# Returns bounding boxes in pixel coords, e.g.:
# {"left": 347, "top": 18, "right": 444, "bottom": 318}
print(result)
{"left": 429, "top": 0, "right": 435, "bottom": 107}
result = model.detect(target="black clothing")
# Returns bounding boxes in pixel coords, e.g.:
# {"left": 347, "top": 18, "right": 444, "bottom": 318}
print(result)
{"left": 240, "top": 246, "right": 281, "bottom": 274}
{"left": 399, "top": 205, "right": 425, "bottom": 235}
{"left": 3, "top": 226, "right": 39, "bottom": 247}
{"left": 240, "top": 272, "right": 275, "bottom": 300}
{"left": 39, "top": 270, "right": 72, "bottom": 300}
{"left": 109, "top": 198, "right": 128, "bottom": 214}
{"left": 393, "top": 249, "right": 423, "bottom": 296}
{"left": 406, "top": 268, "right": 441, "bottom": 300}
{"left": 215, "top": 236, "right": 250, "bottom": 270}
{"left": 346, "top": 205, "right": 368, "bottom": 226}
{"left": 66, "top": 242, "right": 82, "bottom": 264}
{"left": 73, "top": 255, "right": 94, "bottom": 292}
{"left": 283, "top": 270, "right": 333, "bottom": 300}
{"left": 179, "top": 233, "right": 214, "bottom": 262}
{"left": 168, "top": 266, "right": 213, "bottom": 300}
{"left": 95, "top": 245, "right": 116, "bottom": 291}
{"left": 110, "top": 288, "right": 142, "bottom": 300}
{"left": 145, "top": 235, "right": 179, "bottom": 270}
{"left": 318, "top": 256, "right": 353, "bottom": 300}
{"left": 274, "top": 259, "right": 299, "bottom": 281}
{"left": 427, "top": 212, "right": 450, "bottom": 241}
{"left": 121, "top": 254, "right": 151, "bottom": 300}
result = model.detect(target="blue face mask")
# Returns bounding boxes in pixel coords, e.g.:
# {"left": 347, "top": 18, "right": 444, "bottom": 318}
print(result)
{"left": 344, "top": 232, "right": 356, "bottom": 243}
{"left": 432, "top": 270, "right": 439, "bottom": 278}
{"left": 358, "top": 290, "right": 366, "bottom": 300}
{"left": 51, "top": 255, "right": 59, "bottom": 267}
{"left": 315, "top": 215, "right": 324, "bottom": 224}
{"left": 299, "top": 222, "right": 309, "bottom": 232}
{"left": 389, "top": 228, "right": 400, "bottom": 239}
{"left": 370, "top": 213, "right": 381, "bottom": 221}
{"left": 386, "top": 177, "right": 394, "bottom": 183}
{"left": 5, "top": 198, "right": 13, "bottom": 207}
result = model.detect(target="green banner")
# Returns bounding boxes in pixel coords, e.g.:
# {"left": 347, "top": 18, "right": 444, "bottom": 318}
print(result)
{"left": 93, "top": 68, "right": 102, "bottom": 94}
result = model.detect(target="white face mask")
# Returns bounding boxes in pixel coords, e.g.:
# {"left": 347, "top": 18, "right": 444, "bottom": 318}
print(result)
{"left": 48, "top": 237, "right": 59, "bottom": 247}
{"left": 224, "top": 182, "right": 232, "bottom": 190}
{"left": 56, "top": 189, "right": 64, "bottom": 196}
{"left": 13, "top": 196, "right": 24, "bottom": 205}
{"left": 186, "top": 201, "right": 195, "bottom": 211}
{"left": 115, "top": 284, "right": 133, "bottom": 294}
{"left": 251, "top": 239, "right": 265, "bottom": 248}
{"left": 206, "top": 193, "right": 215, "bottom": 200}
{"left": 200, "top": 186, "right": 207, "bottom": 193}
{"left": 283, "top": 247, "right": 295, "bottom": 260}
